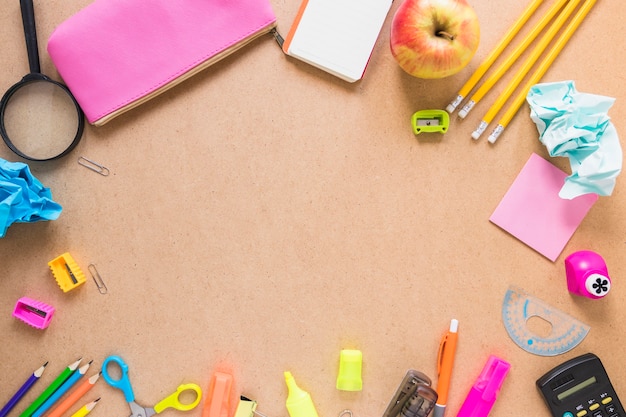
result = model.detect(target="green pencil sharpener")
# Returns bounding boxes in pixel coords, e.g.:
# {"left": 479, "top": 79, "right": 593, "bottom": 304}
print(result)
{"left": 411, "top": 110, "right": 450, "bottom": 135}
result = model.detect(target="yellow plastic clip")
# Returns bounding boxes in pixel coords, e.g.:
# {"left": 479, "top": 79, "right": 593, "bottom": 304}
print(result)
{"left": 234, "top": 397, "right": 258, "bottom": 417}
{"left": 336, "top": 349, "right": 363, "bottom": 391}
{"left": 411, "top": 110, "right": 450, "bottom": 135}
{"left": 48, "top": 252, "right": 86, "bottom": 292}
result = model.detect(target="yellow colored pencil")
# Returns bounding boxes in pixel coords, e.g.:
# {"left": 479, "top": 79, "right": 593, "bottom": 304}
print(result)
{"left": 69, "top": 398, "right": 100, "bottom": 417}
{"left": 488, "top": 0, "right": 598, "bottom": 143}
{"left": 457, "top": 0, "right": 569, "bottom": 118}
{"left": 446, "top": 0, "right": 545, "bottom": 113}
{"left": 471, "top": 0, "right": 583, "bottom": 140}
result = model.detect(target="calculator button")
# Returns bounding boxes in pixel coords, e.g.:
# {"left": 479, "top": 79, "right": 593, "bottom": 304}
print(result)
{"left": 602, "top": 398, "right": 613, "bottom": 405}
{"left": 591, "top": 404, "right": 601, "bottom": 411}
{"left": 606, "top": 404, "right": 617, "bottom": 414}
{"left": 593, "top": 411, "right": 606, "bottom": 417}
{"left": 563, "top": 413, "right": 574, "bottom": 417}
{"left": 578, "top": 411, "right": 588, "bottom": 417}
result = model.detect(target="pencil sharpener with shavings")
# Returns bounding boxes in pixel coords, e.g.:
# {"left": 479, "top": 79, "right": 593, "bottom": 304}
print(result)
{"left": 565, "top": 250, "right": 611, "bottom": 299}
{"left": 48, "top": 252, "right": 86, "bottom": 292}
{"left": 382, "top": 370, "right": 438, "bottom": 417}
{"left": 13, "top": 297, "right": 55, "bottom": 329}
{"left": 411, "top": 110, "right": 449, "bottom": 135}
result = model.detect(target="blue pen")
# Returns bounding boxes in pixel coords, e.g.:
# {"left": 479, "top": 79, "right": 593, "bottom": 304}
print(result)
{"left": 31, "top": 361, "right": 92, "bottom": 417}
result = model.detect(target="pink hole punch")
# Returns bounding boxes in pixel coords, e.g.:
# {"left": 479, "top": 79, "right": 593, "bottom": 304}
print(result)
{"left": 13, "top": 297, "right": 55, "bottom": 329}
{"left": 565, "top": 250, "right": 611, "bottom": 299}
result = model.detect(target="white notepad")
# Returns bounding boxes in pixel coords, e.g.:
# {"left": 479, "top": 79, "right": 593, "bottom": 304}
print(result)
{"left": 282, "top": 0, "right": 393, "bottom": 82}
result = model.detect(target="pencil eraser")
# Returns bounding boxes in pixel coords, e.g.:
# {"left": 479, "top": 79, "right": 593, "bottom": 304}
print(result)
{"left": 13, "top": 297, "right": 55, "bottom": 329}
{"left": 49, "top": 252, "right": 86, "bottom": 292}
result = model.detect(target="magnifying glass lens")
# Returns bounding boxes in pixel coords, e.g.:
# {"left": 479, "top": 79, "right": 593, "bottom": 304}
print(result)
{"left": 3, "top": 80, "right": 81, "bottom": 160}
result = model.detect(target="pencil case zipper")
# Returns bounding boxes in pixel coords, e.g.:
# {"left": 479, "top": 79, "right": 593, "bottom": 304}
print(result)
{"left": 94, "top": 21, "right": 277, "bottom": 126}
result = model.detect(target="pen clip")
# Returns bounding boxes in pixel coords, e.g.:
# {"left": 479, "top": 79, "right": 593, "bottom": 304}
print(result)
{"left": 436, "top": 334, "right": 448, "bottom": 375}
{"left": 436, "top": 319, "right": 458, "bottom": 375}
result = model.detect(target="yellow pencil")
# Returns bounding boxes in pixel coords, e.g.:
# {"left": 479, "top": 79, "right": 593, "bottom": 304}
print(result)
{"left": 457, "top": 0, "right": 569, "bottom": 118}
{"left": 69, "top": 398, "right": 100, "bottom": 417}
{"left": 446, "top": 0, "right": 545, "bottom": 113}
{"left": 471, "top": 0, "right": 583, "bottom": 140}
{"left": 488, "top": 0, "right": 598, "bottom": 143}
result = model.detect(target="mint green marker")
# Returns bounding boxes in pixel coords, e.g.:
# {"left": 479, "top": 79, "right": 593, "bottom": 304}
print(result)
{"left": 19, "top": 358, "right": 82, "bottom": 417}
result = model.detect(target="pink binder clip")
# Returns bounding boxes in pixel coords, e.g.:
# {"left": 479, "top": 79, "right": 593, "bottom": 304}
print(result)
{"left": 457, "top": 355, "right": 510, "bottom": 417}
{"left": 13, "top": 297, "right": 55, "bottom": 329}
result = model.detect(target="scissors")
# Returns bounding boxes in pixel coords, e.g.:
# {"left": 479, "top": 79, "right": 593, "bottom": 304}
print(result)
{"left": 102, "top": 355, "right": 202, "bottom": 417}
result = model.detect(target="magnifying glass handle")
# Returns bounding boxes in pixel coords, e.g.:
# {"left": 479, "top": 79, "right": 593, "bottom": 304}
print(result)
{"left": 20, "top": 0, "right": 41, "bottom": 74}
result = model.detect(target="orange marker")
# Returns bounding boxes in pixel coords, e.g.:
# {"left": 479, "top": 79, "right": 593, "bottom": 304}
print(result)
{"left": 202, "top": 371, "right": 233, "bottom": 417}
{"left": 433, "top": 319, "right": 459, "bottom": 417}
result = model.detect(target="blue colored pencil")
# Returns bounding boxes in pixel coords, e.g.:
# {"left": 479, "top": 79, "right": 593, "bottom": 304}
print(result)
{"left": 32, "top": 361, "right": 92, "bottom": 417}
{"left": 0, "top": 362, "right": 48, "bottom": 417}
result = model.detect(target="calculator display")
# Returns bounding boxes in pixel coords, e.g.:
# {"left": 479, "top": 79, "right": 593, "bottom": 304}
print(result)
{"left": 557, "top": 376, "right": 597, "bottom": 401}
{"left": 536, "top": 353, "right": 624, "bottom": 417}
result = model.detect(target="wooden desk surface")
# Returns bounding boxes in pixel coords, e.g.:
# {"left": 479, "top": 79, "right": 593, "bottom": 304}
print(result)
{"left": 0, "top": 1, "right": 624, "bottom": 417}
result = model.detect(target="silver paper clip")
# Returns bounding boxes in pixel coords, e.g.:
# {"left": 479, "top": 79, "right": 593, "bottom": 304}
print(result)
{"left": 78, "top": 157, "right": 110, "bottom": 176}
{"left": 88, "top": 264, "right": 108, "bottom": 294}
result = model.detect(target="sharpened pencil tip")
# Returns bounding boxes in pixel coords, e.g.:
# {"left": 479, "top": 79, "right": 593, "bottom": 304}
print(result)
{"left": 35, "top": 362, "right": 49, "bottom": 377}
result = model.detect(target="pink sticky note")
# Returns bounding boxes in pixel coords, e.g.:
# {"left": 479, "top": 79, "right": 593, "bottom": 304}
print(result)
{"left": 490, "top": 153, "right": 598, "bottom": 262}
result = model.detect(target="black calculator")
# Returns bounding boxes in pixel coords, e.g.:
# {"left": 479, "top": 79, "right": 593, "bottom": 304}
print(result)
{"left": 537, "top": 353, "right": 624, "bottom": 417}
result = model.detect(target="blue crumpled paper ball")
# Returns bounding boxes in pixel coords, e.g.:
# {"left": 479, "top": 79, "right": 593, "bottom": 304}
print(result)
{"left": 527, "top": 80, "right": 622, "bottom": 199}
{"left": 0, "top": 158, "right": 62, "bottom": 237}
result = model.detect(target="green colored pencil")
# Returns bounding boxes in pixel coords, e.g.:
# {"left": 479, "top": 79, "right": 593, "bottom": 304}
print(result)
{"left": 19, "top": 358, "right": 82, "bottom": 417}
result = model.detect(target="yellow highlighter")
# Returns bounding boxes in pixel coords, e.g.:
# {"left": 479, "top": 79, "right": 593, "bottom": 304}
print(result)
{"left": 284, "top": 372, "right": 318, "bottom": 417}
{"left": 70, "top": 399, "right": 100, "bottom": 417}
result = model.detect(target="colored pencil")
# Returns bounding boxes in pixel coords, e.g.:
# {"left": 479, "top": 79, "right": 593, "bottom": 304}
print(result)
{"left": 19, "top": 358, "right": 82, "bottom": 417}
{"left": 32, "top": 361, "right": 92, "bottom": 417}
{"left": 70, "top": 398, "right": 100, "bottom": 417}
{"left": 488, "top": 0, "right": 598, "bottom": 143}
{"left": 457, "top": 0, "right": 569, "bottom": 118}
{"left": 0, "top": 362, "right": 48, "bottom": 417}
{"left": 446, "top": 0, "right": 544, "bottom": 113}
{"left": 471, "top": 0, "right": 583, "bottom": 140}
{"left": 46, "top": 372, "right": 100, "bottom": 417}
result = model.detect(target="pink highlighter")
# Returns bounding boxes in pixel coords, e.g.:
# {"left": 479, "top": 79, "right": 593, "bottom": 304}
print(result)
{"left": 457, "top": 356, "right": 510, "bottom": 417}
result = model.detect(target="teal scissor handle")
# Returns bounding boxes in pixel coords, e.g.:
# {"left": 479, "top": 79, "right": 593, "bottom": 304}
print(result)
{"left": 102, "top": 355, "right": 135, "bottom": 402}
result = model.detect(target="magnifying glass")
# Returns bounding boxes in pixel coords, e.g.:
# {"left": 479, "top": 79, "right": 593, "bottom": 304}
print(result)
{"left": 0, "top": 0, "right": 84, "bottom": 162}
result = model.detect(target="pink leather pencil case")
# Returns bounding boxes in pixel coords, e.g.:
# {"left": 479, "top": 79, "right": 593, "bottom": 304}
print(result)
{"left": 47, "top": 0, "right": 277, "bottom": 126}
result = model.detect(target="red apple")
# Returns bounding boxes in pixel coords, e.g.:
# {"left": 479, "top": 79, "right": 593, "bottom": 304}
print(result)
{"left": 390, "top": 0, "right": 480, "bottom": 79}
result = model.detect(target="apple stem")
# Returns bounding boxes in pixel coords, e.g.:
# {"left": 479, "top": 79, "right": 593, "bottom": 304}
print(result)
{"left": 437, "top": 31, "right": 455, "bottom": 41}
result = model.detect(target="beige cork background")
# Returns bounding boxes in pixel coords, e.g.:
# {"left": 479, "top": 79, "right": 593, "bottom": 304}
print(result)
{"left": 0, "top": 1, "right": 625, "bottom": 417}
